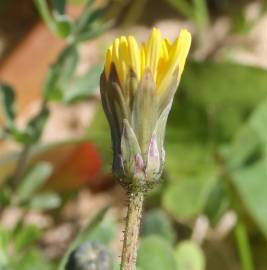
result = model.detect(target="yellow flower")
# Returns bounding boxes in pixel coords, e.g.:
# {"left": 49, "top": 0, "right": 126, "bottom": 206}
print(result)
{"left": 100, "top": 28, "right": 191, "bottom": 191}
{"left": 104, "top": 28, "right": 191, "bottom": 93}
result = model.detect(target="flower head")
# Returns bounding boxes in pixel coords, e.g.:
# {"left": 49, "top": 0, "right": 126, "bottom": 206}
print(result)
{"left": 104, "top": 28, "right": 191, "bottom": 93}
{"left": 100, "top": 28, "right": 191, "bottom": 191}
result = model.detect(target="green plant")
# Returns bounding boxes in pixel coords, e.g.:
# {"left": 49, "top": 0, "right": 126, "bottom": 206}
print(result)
{"left": 0, "top": 0, "right": 110, "bottom": 184}
{"left": 0, "top": 0, "right": 110, "bottom": 269}
{"left": 88, "top": 60, "right": 267, "bottom": 270}
{"left": 1, "top": 1, "right": 267, "bottom": 269}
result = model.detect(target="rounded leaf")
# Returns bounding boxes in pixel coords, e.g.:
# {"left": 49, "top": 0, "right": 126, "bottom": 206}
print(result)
{"left": 137, "top": 236, "right": 177, "bottom": 270}
{"left": 175, "top": 241, "right": 205, "bottom": 270}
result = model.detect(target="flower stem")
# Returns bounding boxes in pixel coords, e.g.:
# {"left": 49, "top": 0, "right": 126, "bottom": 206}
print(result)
{"left": 235, "top": 221, "right": 255, "bottom": 270}
{"left": 121, "top": 191, "right": 144, "bottom": 270}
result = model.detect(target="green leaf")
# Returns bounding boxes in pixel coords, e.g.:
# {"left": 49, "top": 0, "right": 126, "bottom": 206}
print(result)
{"left": 182, "top": 61, "right": 267, "bottom": 110}
{"left": 0, "top": 83, "right": 16, "bottom": 129}
{"left": 137, "top": 236, "right": 177, "bottom": 270}
{"left": 85, "top": 215, "right": 117, "bottom": 245}
{"left": 232, "top": 161, "right": 267, "bottom": 238}
{"left": 17, "top": 162, "right": 53, "bottom": 202}
{"left": 175, "top": 241, "right": 205, "bottom": 270}
{"left": 113, "top": 262, "right": 120, "bottom": 270}
{"left": 232, "top": 7, "right": 250, "bottom": 33}
{"left": 75, "top": 6, "right": 105, "bottom": 35}
{"left": 247, "top": 98, "right": 267, "bottom": 169}
{"left": 223, "top": 98, "right": 267, "bottom": 239}
{"left": 166, "top": 143, "right": 214, "bottom": 180}
{"left": 249, "top": 99, "right": 267, "bottom": 145}
{"left": 52, "top": 0, "right": 66, "bottom": 14}
{"left": 43, "top": 46, "right": 79, "bottom": 101}
{"left": 23, "top": 105, "right": 49, "bottom": 144}
{"left": 0, "top": 187, "right": 12, "bottom": 206}
{"left": 34, "top": 0, "right": 59, "bottom": 34}
{"left": 14, "top": 225, "right": 41, "bottom": 251}
{"left": 168, "top": 61, "right": 264, "bottom": 164}
{"left": 53, "top": 13, "right": 73, "bottom": 38}
{"left": 192, "top": 0, "right": 209, "bottom": 28}
{"left": 59, "top": 206, "right": 112, "bottom": 270}
{"left": 166, "top": 0, "right": 194, "bottom": 19}
{"left": 220, "top": 125, "right": 260, "bottom": 170}
{"left": 63, "top": 64, "right": 102, "bottom": 103}
{"left": 30, "top": 192, "right": 61, "bottom": 210}
{"left": 74, "top": 22, "right": 111, "bottom": 43}
{"left": 163, "top": 169, "right": 218, "bottom": 220}
{"left": 34, "top": 0, "right": 72, "bottom": 38}
{"left": 204, "top": 179, "right": 229, "bottom": 226}
{"left": 0, "top": 226, "right": 10, "bottom": 267}
{"left": 165, "top": 96, "right": 215, "bottom": 178}
{"left": 72, "top": 0, "right": 111, "bottom": 42}
{"left": 142, "top": 209, "right": 176, "bottom": 244}
{"left": 13, "top": 249, "right": 54, "bottom": 270}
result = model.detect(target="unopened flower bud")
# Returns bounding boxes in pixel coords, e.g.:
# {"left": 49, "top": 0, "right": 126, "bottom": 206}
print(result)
{"left": 100, "top": 28, "right": 191, "bottom": 192}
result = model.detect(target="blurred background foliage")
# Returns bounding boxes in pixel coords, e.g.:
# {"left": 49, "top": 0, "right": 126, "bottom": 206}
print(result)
{"left": 1, "top": 0, "right": 267, "bottom": 270}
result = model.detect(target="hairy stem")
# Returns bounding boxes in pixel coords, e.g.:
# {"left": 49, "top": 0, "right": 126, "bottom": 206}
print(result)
{"left": 121, "top": 191, "right": 144, "bottom": 270}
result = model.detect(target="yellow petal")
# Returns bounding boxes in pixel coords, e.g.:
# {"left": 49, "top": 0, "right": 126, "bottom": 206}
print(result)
{"left": 104, "top": 28, "right": 191, "bottom": 93}
{"left": 145, "top": 28, "right": 162, "bottom": 82}
{"left": 140, "top": 43, "right": 146, "bottom": 76}
{"left": 161, "top": 40, "right": 169, "bottom": 59}
{"left": 156, "top": 41, "right": 170, "bottom": 86}
{"left": 128, "top": 36, "right": 141, "bottom": 79}
{"left": 105, "top": 47, "right": 112, "bottom": 79}
{"left": 158, "top": 29, "right": 191, "bottom": 93}
{"left": 118, "top": 36, "right": 129, "bottom": 84}
{"left": 164, "top": 38, "right": 172, "bottom": 52}
{"left": 119, "top": 36, "right": 129, "bottom": 65}
{"left": 176, "top": 29, "right": 192, "bottom": 74}
{"left": 112, "top": 38, "right": 124, "bottom": 85}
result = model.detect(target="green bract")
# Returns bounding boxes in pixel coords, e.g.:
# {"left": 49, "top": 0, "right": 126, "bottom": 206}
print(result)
{"left": 100, "top": 66, "right": 179, "bottom": 192}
